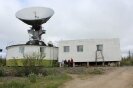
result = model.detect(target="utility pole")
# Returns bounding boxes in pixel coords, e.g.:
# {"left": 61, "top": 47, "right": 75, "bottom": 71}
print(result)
{"left": 128, "top": 50, "right": 131, "bottom": 59}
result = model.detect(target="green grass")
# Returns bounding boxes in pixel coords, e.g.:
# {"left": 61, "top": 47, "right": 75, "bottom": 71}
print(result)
{"left": 0, "top": 74, "right": 71, "bottom": 88}
{"left": 0, "top": 81, "right": 27, "bottom": 88}
{"left": 0, "top": 67, "right": 72, "bottom": 88}
{"left": 0, "top": 77, "right": 28, "bottom": 88}
{"left": 29, "top": 74, "right": 71, "bottom": 88}
{"left": 6, "top": 59, "right": 58, "bottom": 67}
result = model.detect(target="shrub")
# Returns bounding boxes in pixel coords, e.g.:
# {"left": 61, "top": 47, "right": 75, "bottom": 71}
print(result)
{"left": 46, "top": 68, "right": 61, "bottom": 76}
{"left": 38, "top": 68, "right": 48, "bottom": 76}
{"left": 23, "top": 53, "right": 45, "bottom": 66}
{"left": 28, "top": 73, "right": 37, "bottom": 83}
{"left": 14, "top": 67, "right": 25, "bottom": 77}
{"left": 22, "top": 67, "right": 36, "bottom": 76}
{"left": 0, "top": 67, "right": 5, "bottom": 77}
{"left": 121, "top": 58, "right": 133, "bottom": 66}
{"left": 4, "top": 67, "right": 17, "bottom": 76}
{"left": 15, "top": 67, "right": 43, "bottom": 76}
{"left": 0, "top": 58, "right": 6, "bottom": 66}
{"left": 63, "top": 67, "right": 86, "bottom": 74}
{"left": 89, "top": 68, "right": 104, "bottom": 74}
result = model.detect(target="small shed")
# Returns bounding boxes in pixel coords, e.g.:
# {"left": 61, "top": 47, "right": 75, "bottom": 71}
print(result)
{"left": 6, "top": 44, "right": 58, "bottom": 66}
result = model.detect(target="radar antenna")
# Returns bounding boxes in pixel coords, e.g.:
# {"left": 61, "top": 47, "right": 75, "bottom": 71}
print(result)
{"left": 16, "top": 7, "right": 54, "bottom": 45}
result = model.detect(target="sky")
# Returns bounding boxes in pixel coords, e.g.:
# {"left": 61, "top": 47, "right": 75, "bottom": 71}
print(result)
{"left": 0, "top": 0, "right": 133, "bottom": 56}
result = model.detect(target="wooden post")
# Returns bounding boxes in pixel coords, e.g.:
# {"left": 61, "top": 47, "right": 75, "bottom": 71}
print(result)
{"left": 118, "top": 62, "right": 121, "bottom": 66}
{"left": 59, "top": 62, "right": 62, "bottom": 67}
{"left": 73, "top": 62, "right": 75, "bottom": 67}
{"left": 87, "top": 62, "right": 89, "bottom": 67}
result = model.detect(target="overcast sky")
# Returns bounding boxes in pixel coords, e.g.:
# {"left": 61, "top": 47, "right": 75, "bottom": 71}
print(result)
{"left": 0, "top": 0, "right": 133, "bottom": 56}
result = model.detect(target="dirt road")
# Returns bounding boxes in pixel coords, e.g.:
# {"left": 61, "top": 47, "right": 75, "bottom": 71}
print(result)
{"left": 63, "top": 67, "right": 133, "bottom": 88}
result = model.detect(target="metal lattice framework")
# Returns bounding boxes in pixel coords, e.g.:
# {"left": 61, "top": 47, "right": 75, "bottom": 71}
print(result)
{"left": 95, "top": 44, "right": 104, "bottom": 66}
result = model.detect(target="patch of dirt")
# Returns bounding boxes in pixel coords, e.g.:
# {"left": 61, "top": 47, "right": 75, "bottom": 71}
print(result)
{"left": 63, "top": 67, "right": 133, "bottom": 88}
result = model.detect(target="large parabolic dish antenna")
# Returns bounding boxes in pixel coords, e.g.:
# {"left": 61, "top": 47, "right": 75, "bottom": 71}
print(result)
{"left": 16, "top": 7, "right": 54, "bottom": 45}
{"left": 16, "top": 7, "right": 54, "bottom": 26}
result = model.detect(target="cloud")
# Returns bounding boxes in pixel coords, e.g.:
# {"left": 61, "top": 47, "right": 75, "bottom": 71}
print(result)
{"left": 0, "top": 0, "right": 133, "bottom": 56}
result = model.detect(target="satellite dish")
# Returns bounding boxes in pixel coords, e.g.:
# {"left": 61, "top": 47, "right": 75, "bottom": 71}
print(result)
{"left": 16, "top": 7, "right": 54, "bottom": 26}
{"left": 16, "top": 7, "right": 54, "bottom": 45}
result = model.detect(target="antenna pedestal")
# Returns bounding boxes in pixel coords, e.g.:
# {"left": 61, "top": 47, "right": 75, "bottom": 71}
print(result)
{"left": 27, "top": 26, "right": 46, "bottom": 45}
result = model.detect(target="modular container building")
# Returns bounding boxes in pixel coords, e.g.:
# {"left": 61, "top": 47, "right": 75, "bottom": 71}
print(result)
{"left": 58, "top": 38, "right": 121, "bottom": 66}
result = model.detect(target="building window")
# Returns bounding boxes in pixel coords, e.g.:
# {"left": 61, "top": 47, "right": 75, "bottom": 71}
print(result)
{"left": 40, "top": 47, "right": 45, "bottom": 53}
{"left": 64, "top": 46, "right": 70, "bottom": 52}
{"left": 19, "top": 46, "right": 24, "bottom": 54}
{"left": 77, "top": 45, "right": 83, "bottom": 52}
{"left": 97, "top": 44, "right": 103, "bottom": 51}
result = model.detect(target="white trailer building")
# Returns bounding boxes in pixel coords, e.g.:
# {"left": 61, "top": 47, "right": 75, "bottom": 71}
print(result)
{"left": 58, "top": 38, "right": 121, "bottom": 66}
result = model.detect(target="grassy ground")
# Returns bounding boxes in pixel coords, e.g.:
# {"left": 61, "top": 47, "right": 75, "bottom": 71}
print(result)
{"left": 0, "top": 74, "right": 71, "bottom": 88}
{"left": 0, "top": 67, "right": 107, "bottom": 88}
